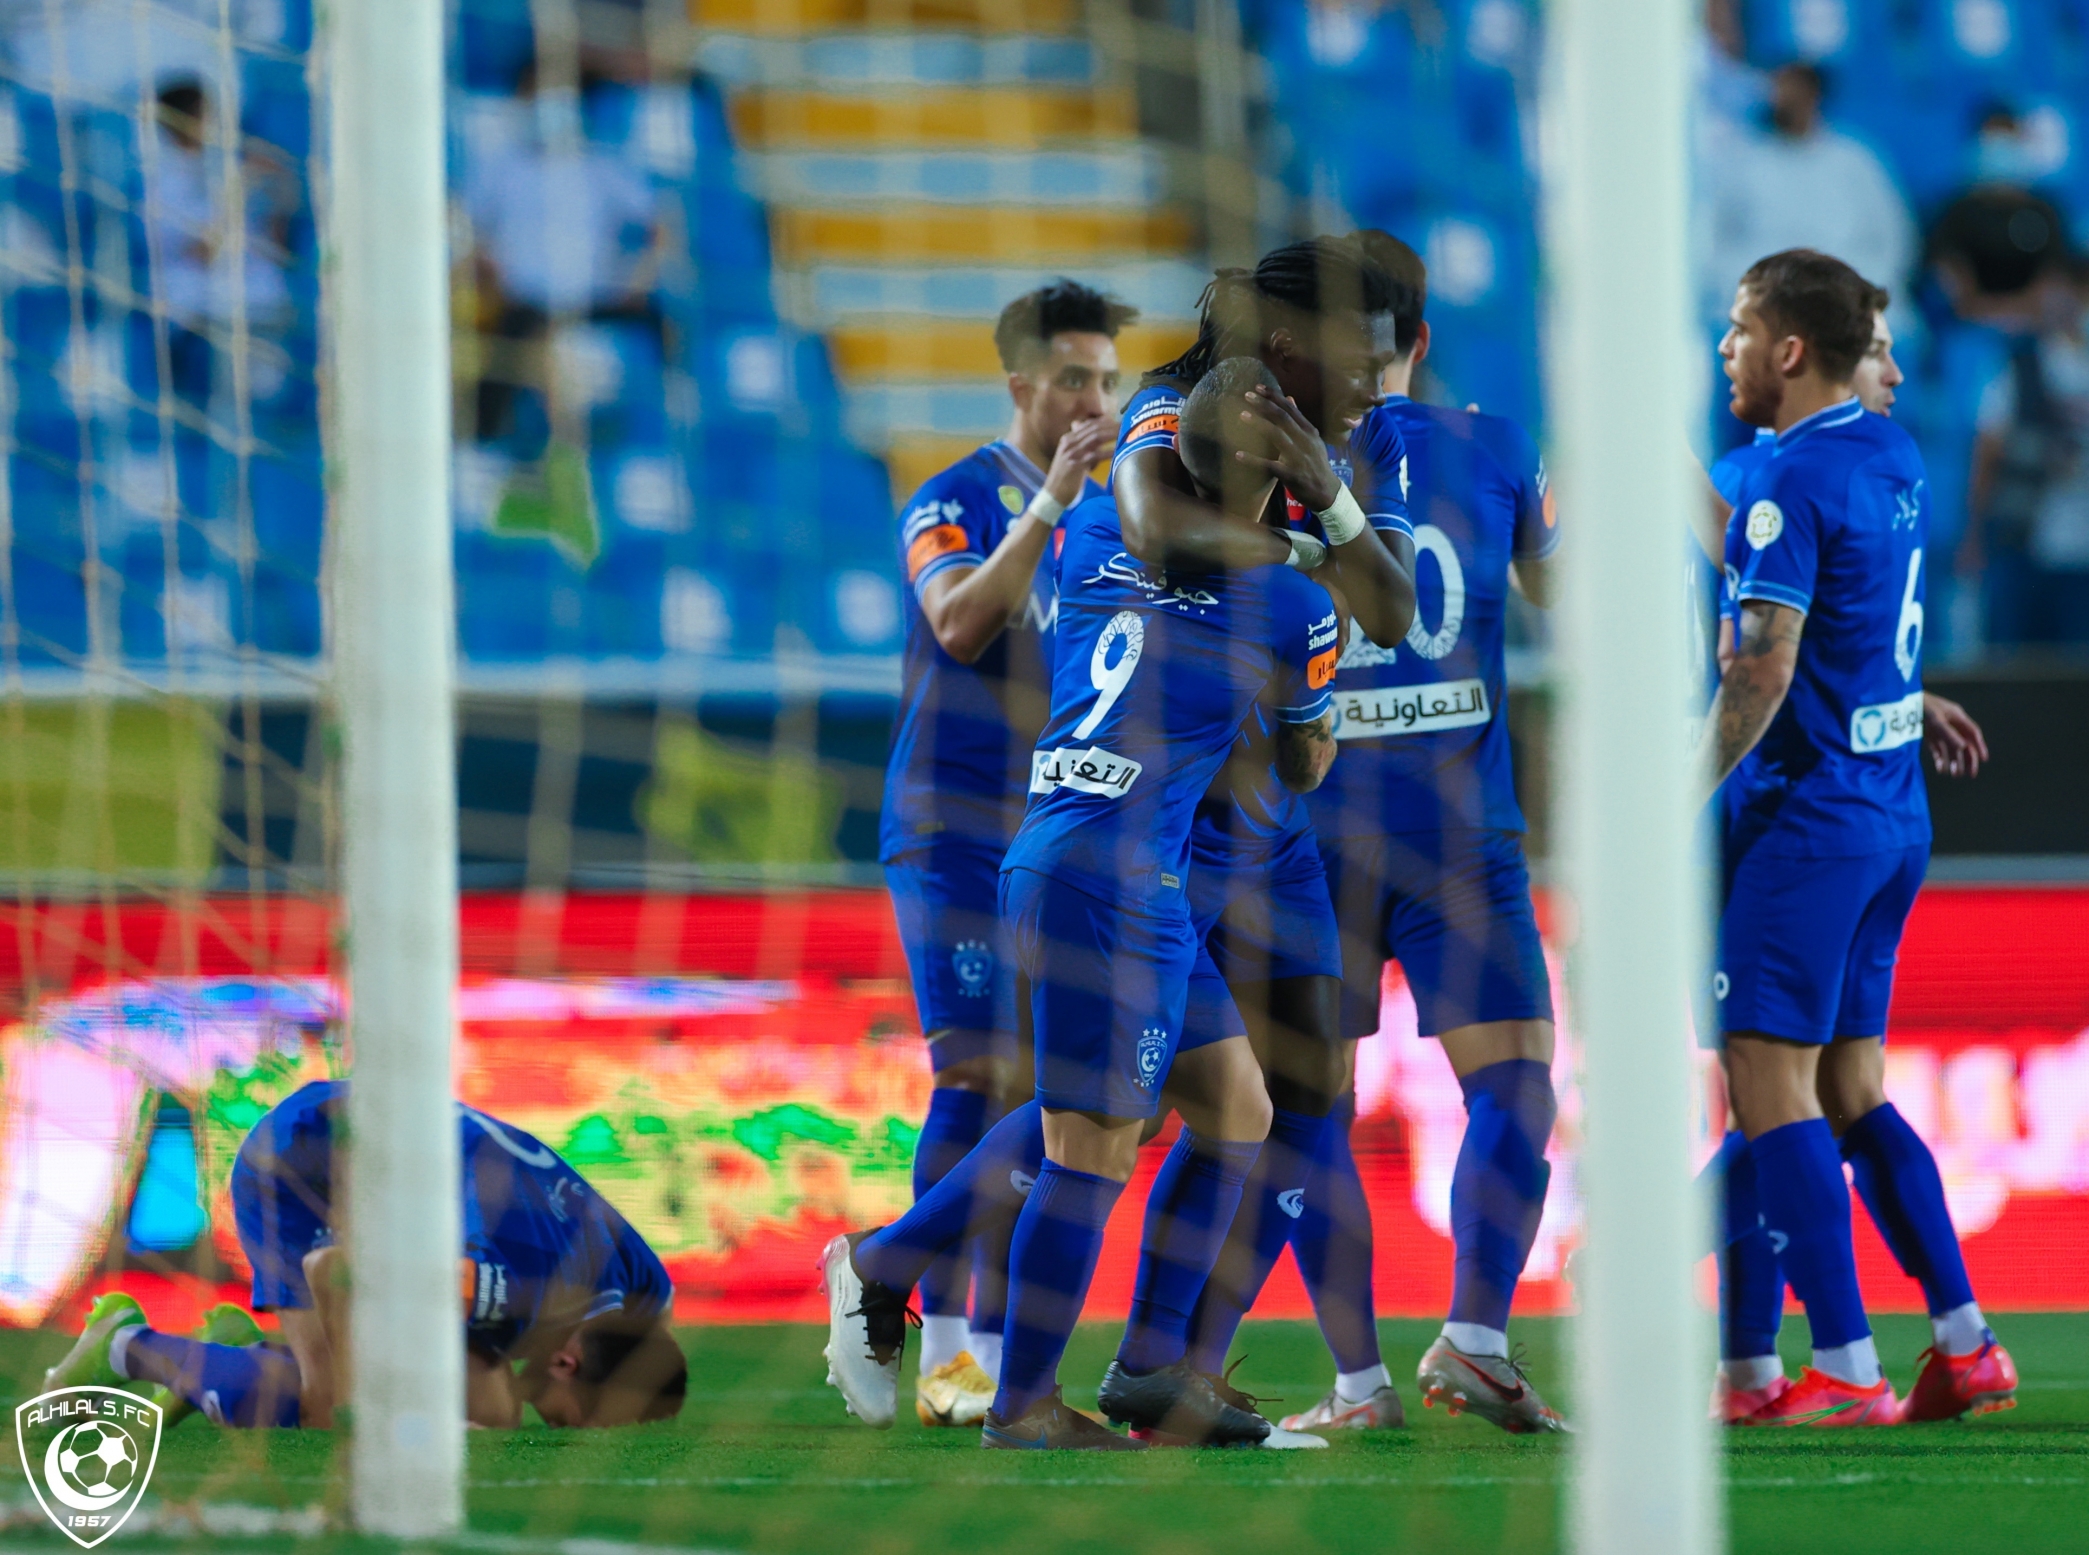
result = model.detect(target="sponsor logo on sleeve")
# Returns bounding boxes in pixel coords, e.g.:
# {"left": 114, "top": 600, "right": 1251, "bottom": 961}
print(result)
{"left": 1125, "top": 409, "right": 1179, "bottom": 447}
{"left": 906, "top": 523, "right": 972, "bottom": 581}
{"left": 1307, "top": 646, "right": 1339, "bottom": 688}
{"left": 1745, "top": 500, "right": 1784, "bottom": 549}
{"left": 998, "top": 484, "right": 1024, "bottom": 514}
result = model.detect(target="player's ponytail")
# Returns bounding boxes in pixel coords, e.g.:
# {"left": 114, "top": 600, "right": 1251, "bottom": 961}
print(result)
{"left": 1145, "top": 266, "right": 1259, "bottom": 388}
{"left": 1143, "top": 237, "right": 1408, "bottom": 389}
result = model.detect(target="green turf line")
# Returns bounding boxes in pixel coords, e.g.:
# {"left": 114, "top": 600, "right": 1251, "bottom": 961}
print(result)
{"left": 2, "top": 1315, "right": 2083, "bottom": 1555}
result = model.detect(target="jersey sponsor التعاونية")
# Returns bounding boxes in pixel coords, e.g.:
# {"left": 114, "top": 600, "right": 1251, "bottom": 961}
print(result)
{"left": 1304, "top": 398, "right": 1555, "bottom": 840}
{"left": 1720, "top": 399, "right": 1932, "bottom": 858}
{"left": 879, "top": 441, "right": 1102, "bottom": 862}
{"left": 1000, "top": 494, "right": 1338, "bottom": 915}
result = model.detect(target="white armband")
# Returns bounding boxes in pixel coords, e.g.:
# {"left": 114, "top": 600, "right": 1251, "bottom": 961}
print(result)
{"left": 1024, "top": 491, "right": 1067, "bottom": 526}
{"left": 1284, "top": 531, "right": 1328, "bottom": 572}
{"left": 1315, "top": 484, "right": 1369, "bottom": 546}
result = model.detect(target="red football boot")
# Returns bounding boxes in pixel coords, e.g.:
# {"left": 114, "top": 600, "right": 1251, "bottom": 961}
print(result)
{"left": 1740, "top": 1366, "right": 1899, "bottom": 1427}
{"left": 1902, "top": 1341, "right": 2018, "bottom": 1422}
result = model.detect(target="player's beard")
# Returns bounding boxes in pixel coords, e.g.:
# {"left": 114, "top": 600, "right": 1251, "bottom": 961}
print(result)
{"left": 1728, "top": 359, "right": 1782, "bottom": 429}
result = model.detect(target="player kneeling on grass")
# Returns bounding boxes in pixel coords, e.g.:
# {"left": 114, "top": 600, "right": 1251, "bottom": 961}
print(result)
{"left": 46, "top": 1080, "right": 687, "bottom": 1430}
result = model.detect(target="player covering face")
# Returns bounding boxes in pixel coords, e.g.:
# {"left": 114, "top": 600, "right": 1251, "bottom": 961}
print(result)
{"left": 823, "top": 360, "right": 1340, "bottom": 1448}
{"left": 45, "top": 1082, "right": 687, "bottom": 1431}
{"left": 1099, "top": 237, "right": 1421, "bottom": 1436}
{"left": 1219, "top": 230, "right": 1567, "bottom": 1437}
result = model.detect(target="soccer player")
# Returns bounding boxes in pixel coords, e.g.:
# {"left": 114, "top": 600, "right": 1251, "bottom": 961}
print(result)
{"left": 1705, "top": 278, "right": 2009, "bottom": 1425}
{"left": 881, "top": 280, "right": 1129, "bottom": 1424}
{"left": 1252, "top": 232, "right": 1569, "bottom": 1437}
{"left": 1107, "top": 237, "right": 1420, "bottom": 1427}
{"left": 826, "top": 358, "right": 1341, "bottom": 1448}
{"left": 45, "top": 1081, "right": 686, "bottom": 1429}
{"left": 1702, "top": 248, "right": 1979, "bottom": 1427}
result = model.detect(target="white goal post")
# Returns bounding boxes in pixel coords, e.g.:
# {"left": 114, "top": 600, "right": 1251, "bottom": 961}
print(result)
{"left": 1546, "top": 0, "right": 1720, "bottom": 1551}
{"left": 326, "top": 0, "right": 464, "bottom": 1537}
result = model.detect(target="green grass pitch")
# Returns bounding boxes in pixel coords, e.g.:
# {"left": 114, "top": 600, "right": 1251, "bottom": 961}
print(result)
{"left": 1, "top": 1314, "right": 2084, "bottom": 1554}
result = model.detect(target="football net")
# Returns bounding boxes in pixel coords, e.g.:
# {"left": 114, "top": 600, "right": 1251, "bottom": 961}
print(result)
{"left": 0, "top": 0, "right": 1717, "bottom": 1547}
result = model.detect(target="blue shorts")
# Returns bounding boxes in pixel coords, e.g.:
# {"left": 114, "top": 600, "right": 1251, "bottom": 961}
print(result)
{"left": 1179, "top": 947, "right": 1248, "bottom": 1055}
{"left": 1715, "top": 842, "right": 1926, "bottom": 1046}
{"left": 229, "top": 1080, "right": 342, "bottom": 1311}
{"left": 1002, "top": 866, "right": 1197, "bottom": 1120}
{"left": 885, "top": 834, "right": 1020, "bottom": 1068}
{"left": 1188, "top": 822, "right": 1343, "bottom": 987}
{"left": 1320, "top": 828, "right": 1553, "bottom": 1040}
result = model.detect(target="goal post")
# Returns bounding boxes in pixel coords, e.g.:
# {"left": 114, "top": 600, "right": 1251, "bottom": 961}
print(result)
{"left": 326, "top": 0, "right": 463, "bottom": 1537}
{"left": 1545, "top": 0, "right": 1719, "bottom": 1551}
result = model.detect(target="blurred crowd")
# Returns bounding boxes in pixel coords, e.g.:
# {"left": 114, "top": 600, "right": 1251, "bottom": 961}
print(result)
{"left": 1696, "top": 0, "right": 2089, "bottom": 658}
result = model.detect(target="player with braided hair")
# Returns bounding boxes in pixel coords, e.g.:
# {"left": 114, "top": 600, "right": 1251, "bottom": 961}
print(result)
{"left": 1094, "top": 237, "right": 1421, "bottom": 1440}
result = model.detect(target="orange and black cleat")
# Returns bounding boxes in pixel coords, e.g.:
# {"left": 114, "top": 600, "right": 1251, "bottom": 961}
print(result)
{"left": 1902, "top": 1340, "right": 2018, "bottom": 1422}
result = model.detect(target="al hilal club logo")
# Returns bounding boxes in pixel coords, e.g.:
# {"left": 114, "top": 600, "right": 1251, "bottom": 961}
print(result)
{"left": 16, "top": 1386, "right": 161, "bottom": 1548}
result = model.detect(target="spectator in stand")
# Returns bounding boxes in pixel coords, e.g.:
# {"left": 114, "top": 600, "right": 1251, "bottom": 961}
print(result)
{"left": 1925, "top": 125, "right": 2073, "bottom": 330}
{"left": 459, "top": 60, "right": 664, "bottom": 560}
{"left": 1697, "top": 63, "right": 1915, "bottom": 332}
{"left": 143, "top": 76, "right": 299, "bottom": 404}
{"left": 1965, "top": 257, "right": 2089, "bottom": 650}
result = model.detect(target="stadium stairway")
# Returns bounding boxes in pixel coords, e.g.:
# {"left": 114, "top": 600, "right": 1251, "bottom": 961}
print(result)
{"left": 692, "top": 0, "right": 1201, "bottom": 501}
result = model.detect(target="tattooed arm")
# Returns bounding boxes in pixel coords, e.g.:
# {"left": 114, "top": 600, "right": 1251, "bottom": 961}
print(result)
{"left": 1696, "top": 599, "right": 1803, "bottom": 806}
{"left": 1274, "top": 710, "right": 1338, "bottom": 794}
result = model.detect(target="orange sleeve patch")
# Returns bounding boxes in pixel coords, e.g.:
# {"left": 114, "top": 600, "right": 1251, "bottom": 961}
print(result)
{"left": 460, "top": 1258, "right": 477, "bottom": 1312}
{"left": 1541, "top": 485, "right": 1558, "bottom": 529}
{"left": 1126, "top": 410, "right": 1179, "bottom": 445}
{"left": 1307, "top": 647, "right": 1338, "bottom": 689}
{"left": 905, "top": 523, "right": 971, "bottom": 582}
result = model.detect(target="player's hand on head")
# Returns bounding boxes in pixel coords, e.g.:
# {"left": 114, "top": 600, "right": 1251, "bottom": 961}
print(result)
{"left": 1234, "top": 384, "right": 1342, "bottom": 511}
{"left": 1044, "top": 416, "right": 1117, "bottom": 507}
{"left": 1921, "top": 692, "right": 1987, "bottom": 778}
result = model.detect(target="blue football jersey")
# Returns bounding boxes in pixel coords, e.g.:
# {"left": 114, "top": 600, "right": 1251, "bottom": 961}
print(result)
{"left": 1721, "top": 400, "right": 1931, "bottom": 857}
{"left": 880, "top": 442, "right": 1101, "bottom": 861}
{"left": 1703, "top": 430, "right": 1776, "bottom": 709}
{"left": 1305, "top": 398, "right": 1556, "bottom": 838}
{"left": 458, "top": 1102, "right": 674, "bottom": 1354}
{"left": 1002, "top": 496, "right": 1339, "bottom": 913}
{"left": 1114, "top": 379, "right": 1411, "bottom": 864}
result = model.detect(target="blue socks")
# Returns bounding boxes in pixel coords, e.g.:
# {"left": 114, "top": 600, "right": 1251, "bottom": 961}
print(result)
{"left": 1750, "top": 1118, "right": 1870, "bottom": 1351}
{"left": 856, "top": 1101, "right": 1044, "bottom": 1294}
{"left": 1447, "top": 1059, "right": 1555, "bottom": 1335}
{"left": 994, "top": 1161, "right": 1125, "bottom": 1421}
{"left": 118, "top": 1330, "right": 301, "bottom": 1427}
{"left": 1707, "top": 1128, "right": 1784, "bottom": 1362}
{"left": 1119, "top": 1132, "right": 1260, "bottom": 1375}
{"left": 1293, "top": 1097, "right": 1382, "bottom": 1374}
{"left": 1183, "top": 1108, "right": 1329, "bottom": 1375}
{"left": 1841, "top": 1102, "right": 1976, "bottom": 1318}
{"left": 911, "top": 1087, "right": 992, "bottom": 1318}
